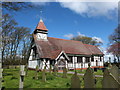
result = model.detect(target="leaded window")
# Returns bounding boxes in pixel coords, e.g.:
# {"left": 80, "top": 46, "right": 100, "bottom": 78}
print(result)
{"left": 77, "top": 56, "right": 82, "bottom": 63}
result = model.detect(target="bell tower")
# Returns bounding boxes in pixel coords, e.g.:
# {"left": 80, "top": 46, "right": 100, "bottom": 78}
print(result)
{"left": 34, "top": 19, "right": 48, "bottom": 41}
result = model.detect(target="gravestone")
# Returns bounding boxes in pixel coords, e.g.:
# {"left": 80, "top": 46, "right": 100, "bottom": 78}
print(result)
{"left": 42, "top": 66, "right": 46, "bottom": 82}
{"left": 109, "top": 65, "right": 119, "bottom": 82}
{"left": 71, "top": 71, "right": 81, "bottom": 88}
{"left": 102, "top": 68, "right": 120, "bottom": 88}
{"left": 84, "top": 67, "right": 95, "bottom": 88}
{"left": 53, "top": 65, "right": 58, "bottom": 76}
{"left": 49, "top": 65, "right": 52, "bottom": 75}
{"left": 19, "top": 65, "right": 26, "bottom": 89}
{"left": 35, "top": 65, "right": 39, "bottom": 80}
{"left": 62, "top": 67, "right": 67, "bottom": 78}
{"left": 108, "top": 63, "right": 112, "bottom": 69}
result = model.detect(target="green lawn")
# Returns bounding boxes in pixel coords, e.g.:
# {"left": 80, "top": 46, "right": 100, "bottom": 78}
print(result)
{"left": 71, "top": 69, "right": 103, "bottom": 75}
{"left": 2, "top": 68, "right": 103, "bottom": 88}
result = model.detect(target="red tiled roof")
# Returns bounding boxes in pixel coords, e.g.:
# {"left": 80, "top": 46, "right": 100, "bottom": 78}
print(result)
{"left": 84, "top": 44, "right": 103, "bottom": 55}
{"left": 36, "top": 20, "right": 48, "bottom": 31}
{"left": 33, "top": 34, "right": 103, "bottom": 59}
{"left": 48, "top": 37, "right": 92, "bottom": 55}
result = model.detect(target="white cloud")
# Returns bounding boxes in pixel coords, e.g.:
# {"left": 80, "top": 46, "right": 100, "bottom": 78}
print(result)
{"left": 59, "top": 2, "right": 118, "bottom": 19}
{"left": 29, "top": 0, "right": 118, "bottom": 19}
{"left": 92, "top": 36, "right": 103, "bottom": 43}
{"left": 77, "top": 32, "right": 85, "bottom": 37}
{"left": 64, "top": 33, "right": 74, "bottom": 39}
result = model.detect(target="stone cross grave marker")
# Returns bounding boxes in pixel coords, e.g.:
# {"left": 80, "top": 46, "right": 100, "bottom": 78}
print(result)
{"left": 71, "top": 71, "right": 81, "bottom": 88}
{"left": 62, "top": 67, "right": 67, "bottom": 78}
{"left": 84, "top": 67, "right": 95, "bottom": 88}
{"left": 42, "top": 66, "right": 46, "bottom": 82}
{"left": 102, "top": 68, "right": 120, "bottom": 88}
{"left": 19, "top": 65, "right": 26, "bottom": 89}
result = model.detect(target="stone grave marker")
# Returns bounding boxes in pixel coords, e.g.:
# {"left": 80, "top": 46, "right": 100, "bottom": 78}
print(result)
{"left": 53, "top": 65, "right": 58, "bottom": 76}
{"left": 109, "top": 65, "right": 119, "bottom": 82}
{"left": 102, "top": 68, "right": 120, "bottom": 88}
{"left": 49, "top": 65, "right": 52, "bottom": 75}
{"left": 35, "top": 65, "right": 39, "bottom": 80}
{"left": 42, "top": 66, "right": 46, "bottom": 82}
{"left": 19, "top": 65, "right": 26, "bottom": 89}
{"left": 84, "top": 67, "right": 95, "bottom": 88}
{"left": 108, "top": 63, "right": 112, "bottom": 69}
{"left": 71, "top": 71, "right": 81, "bottom": 88}
{"left": 62, "top": 67, "right": 67, "bottom": 78}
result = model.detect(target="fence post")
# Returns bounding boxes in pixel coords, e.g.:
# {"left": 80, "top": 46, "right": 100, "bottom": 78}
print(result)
{"left": 19, "top": 65, "right": 25, "bottom": 89}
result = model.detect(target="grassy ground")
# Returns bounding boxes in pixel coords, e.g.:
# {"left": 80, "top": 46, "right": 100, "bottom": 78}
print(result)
{"left": 70, "top": 69, "right": 103, "bottom": 75}
{"left": 2, "top": 68, "right": 103, "bottom": 88}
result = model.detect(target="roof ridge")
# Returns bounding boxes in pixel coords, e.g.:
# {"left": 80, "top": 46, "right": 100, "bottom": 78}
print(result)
{"left": 84, "top": 43, "right": 96, "bottom": 47}
{"left": 48, "top": 37, "right": 97, "bottom": 47}
{"left": 48, "top": 37, "right": 83, "bottom": 43}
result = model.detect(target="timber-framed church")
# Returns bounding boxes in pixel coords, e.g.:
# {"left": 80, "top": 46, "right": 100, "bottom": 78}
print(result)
{"left": 28, "top": 19, "right": 104, "bottom": 71}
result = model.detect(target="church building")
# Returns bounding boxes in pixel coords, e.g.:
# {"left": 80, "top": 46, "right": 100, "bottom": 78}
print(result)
{"left": 28, "top": 19, "right": 104, "bottom": 71}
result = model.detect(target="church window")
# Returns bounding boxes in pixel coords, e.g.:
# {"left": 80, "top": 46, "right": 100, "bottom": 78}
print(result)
{"left": 100, "top": 56, "right": 102, "bottom": 61}
{"left": 85, "top": 57, "right": 90, "bottom": 63}
{"left": 77, "top": 56, "right": 82, "bottom": 63}
{"left": 91, "top": 56, "right": 94, "bottom": 61}
{"left": 68, "top": 56, "right": 73, "bottom": 63}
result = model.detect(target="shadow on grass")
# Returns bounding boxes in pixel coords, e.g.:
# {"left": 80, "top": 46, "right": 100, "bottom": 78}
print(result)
{"left": 11, "top": 76, "right": 18, "bottom": 80}
{"left": 3, "top": 73, "right": 13, "bottom": 76}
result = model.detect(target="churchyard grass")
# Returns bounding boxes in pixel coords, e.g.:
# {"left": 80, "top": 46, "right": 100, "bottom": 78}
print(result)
{"left": 3, "top": 68, "right": 102, "bottom": 88}
{"left": 71, "top": 69, "right": 103, "bottom": 75}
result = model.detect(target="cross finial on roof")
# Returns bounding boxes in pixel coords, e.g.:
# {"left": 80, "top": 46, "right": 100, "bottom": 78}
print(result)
{"left": 39, "top": 8, "right": 43, "bottom": 22}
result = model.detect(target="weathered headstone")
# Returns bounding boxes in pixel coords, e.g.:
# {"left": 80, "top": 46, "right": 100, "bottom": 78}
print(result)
{"left": 19, "top": 65, "right": 26, "bottom": 89}
{"left": 108, "top": 63, "right": 112, "bottom": 69}
{"left": 71, "top": 71, "right": 81, "bottom": 88}
{"left": 84, "top": 67, "right": 95, "bottom": 88}
{"left": 42, "top": 66, "right": 46, "bottom": 82}
{"left": 53, "top": 65, "right": 58, "bottom": 76}
{"left": 35, "top": 65, "right": 39, "bottom": 80}
{"left": 102, "top": 68, "right": 120, "bottom": 88}
{"left": 109, "top": 65, "right": 119, "bottom": 82}
{"left": 62, "top": 67, "right": 67, "bottom": 78}
{"left": 49, "top": 65, "right": 52, "bottom": 75}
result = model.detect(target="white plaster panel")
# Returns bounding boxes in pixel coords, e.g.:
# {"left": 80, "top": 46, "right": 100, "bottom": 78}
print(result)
{"left": 28, "top": 60, "right": 37, "bottom": 69}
